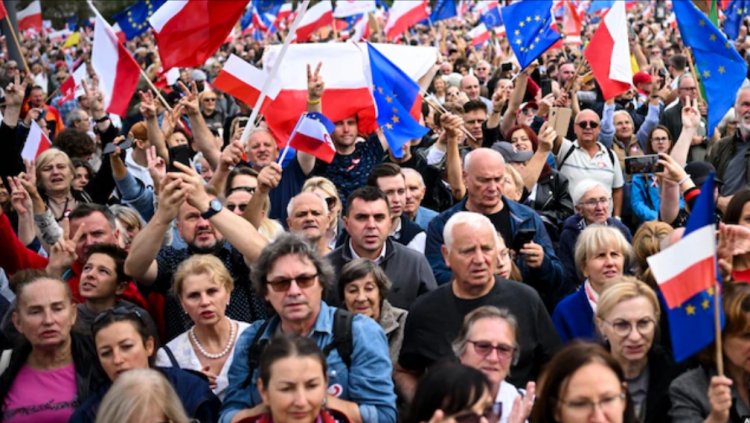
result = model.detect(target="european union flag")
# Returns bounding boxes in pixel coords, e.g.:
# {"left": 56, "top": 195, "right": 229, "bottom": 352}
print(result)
{"left": 241, "top": 8, "right": 254, "bottom": 31}
{"left": 480, "top": 5, "right": 503, "bottom": 29}
{"left": 501, "top": 0, "right": 561, "bottom": 69}
{"left": 112, "top": 0, "right": 166, "bottom": 41}
{"left": 367, "top": 43, "right": 428, "bottom": 158}
{"left": 431, "top": 0, "right": 457, "bottom": 22}
{"left": 674, "top": 0, "right": 747, "bottom": 136}
{"left": 663, "top": 175, "right": 725, "bottom": 362}
{"left": 724, "top": 0, "right": 750, "bottom": 40}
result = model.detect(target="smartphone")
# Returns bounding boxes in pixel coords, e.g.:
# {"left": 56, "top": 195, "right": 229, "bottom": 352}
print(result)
{"left": 168, "top": 147, "right": 193, "bottom": 172}
{"left": 541, "top": 78, "right": 553, "bottom": 97}
{"left": 102, "top": 137, "right": 134, "bottom": 155}
{"left": 625, "top": 154, "right": 664, "bottom": 174}
{"left": 512, "top": 229, "right": 537, "bottom": 252}
{"left": 501, "top": 62, "right": 512, "bottom": 73}
{"left": 549, "top": 107, "right": 572, "bottom": 139}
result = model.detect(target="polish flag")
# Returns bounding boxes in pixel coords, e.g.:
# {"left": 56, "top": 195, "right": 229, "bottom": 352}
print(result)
{"left": 213, "top": 54, "right": 280, "bottom": 113}
{"left": 21, "top": 121, "right": 51, "bottom": 162}
{"left": 91, "top": 13, "right": 141, "bottom": 117}
{"left": 295, "top": 0, "right": 333, "bottom": 42}
{"left": 262, "top": 43, "right": 437, "bottom": 146}
{"left": 0, "top": 2, "right": 7, "bottom": 21}
{"left": 384, "top": 1, "right": 429, "bottom": 41}
{"left": 334, "top": 0, "right": 376, "bottom": 18}
{"left": 583, "top": 1, "right": 632, "bottom": 100}
{"left": 273, "top": 3, "right": 295, "bottom": 30}
{"left": 288, "top": 112, "right": 337, "bottom": 163}
{"left": 468, "top": 23, "right": 491, "bottom": 47}
{"left": 562, "top": 1, "right": 583, "bottom": 45}
{"left": 149, "top": 0, "right": 249, "bottom": 69}
{"left": 648, "top": 175, "right": 718, "bottom": 309}
{"left": 17, "top": 0, "right": 42, "bottom": 33}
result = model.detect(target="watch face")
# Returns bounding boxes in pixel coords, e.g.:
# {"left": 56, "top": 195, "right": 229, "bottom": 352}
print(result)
{"left": 211, "top": 199, "right": 222, "bottom": 211}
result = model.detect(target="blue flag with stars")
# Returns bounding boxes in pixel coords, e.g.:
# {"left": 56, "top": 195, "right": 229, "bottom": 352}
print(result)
{"left": 430, "top": 0, "right": 457, "bottom": 23}
{"left": 674, "top": 0, "right": 747, "bottom": 137}
{"left": 366, "top": 43, "right": 428, "bottom": 158}
{"left": 724, "top": 0, "right": 750, "bottom": 40}
{"left": 501, "top": 0, "right": 561, "bottom": 69}
{"left": 664, "top": 174, "right": 725, "bottom": 363}
{"left": 112, "top": 0, "right": 166, "bottom": 41}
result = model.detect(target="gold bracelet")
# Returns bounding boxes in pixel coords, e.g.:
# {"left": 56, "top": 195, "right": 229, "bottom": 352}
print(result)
{"left": 307, "top": 98, "right": 321, "bottom": 105}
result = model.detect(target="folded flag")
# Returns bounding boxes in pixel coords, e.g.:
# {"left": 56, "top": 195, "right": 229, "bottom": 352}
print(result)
{"left": 289, "top": 112, "right": 337, "bottom": 163}
{"left": 584, "top": 1, "right": 632, "bottom": 99}
{"left": 366, "top": 43, "right": 428, "bottom": 158}
{"left": 295, "top": 0, "right": 333, "bottom": 42}
{"left": 213, "top": 54, "right": 280, "bottom": 114}
{"left": 384, "top": 1, "right": 429, "bottom": 41}
{"left": 648, "top": 174, "right": 724, "bottom": 362}
{"left": 17, "top": 0, "right": 42, "bottom": 33}
{"left": 112, "top": 0, "right": 166, "bottom": 41}
{"left": 21, "top": 121, "right": 51, "bottom": 162}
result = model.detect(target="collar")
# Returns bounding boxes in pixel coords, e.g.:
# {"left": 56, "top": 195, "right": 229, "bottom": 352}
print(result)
{"left": 391, "top": 216, "right": 402, "bottom": 238}
{"left": 584, "top": 280, "right": 599, "bottom": 312}
{"left": 348, "top": 239, "right": 387, "bottom": 264}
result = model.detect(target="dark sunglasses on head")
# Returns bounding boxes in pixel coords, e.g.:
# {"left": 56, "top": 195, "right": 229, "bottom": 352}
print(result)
{"left": 91, "top": 307, "right": 145, "bottom": 334}
{"left": 229, "top": 186, "right": 256, "bottom": 195}
{"left": 576, "top": 120, "right": 599, "bottom": 129}
{"left": 324, "top": 196, "right": 337, "bottom": 209}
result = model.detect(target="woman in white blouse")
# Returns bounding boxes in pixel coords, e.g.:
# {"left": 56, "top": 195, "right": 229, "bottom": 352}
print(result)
{"left": 154, "top": 254, "right": 250, "bottom": 400}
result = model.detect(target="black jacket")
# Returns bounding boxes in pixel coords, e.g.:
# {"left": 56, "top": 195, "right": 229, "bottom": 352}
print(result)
{"left": 522, "top": 170, "right": 574, "bottom": 242}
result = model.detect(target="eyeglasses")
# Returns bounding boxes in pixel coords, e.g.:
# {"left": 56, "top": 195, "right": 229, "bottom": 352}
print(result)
{"left": 580, "top": 197, "right": 610, "bottom": 208}
{"left": 451, "top": 403, "right": 502, "bottom": 423}
{"left": 576, "top": 120, "right": 599, "bottom": 129}
{"left": 267, "top": 273, "right": 318, "bottom": 292}
{"left": 679, "top": 86, "right": 698, "bottom": 92}
{"left": 226, "top": 203, "right": 248, "bottom": 212}
{"left": 559, "top": 392, "right": 626, "bottom": 416}
{"left": 467, "top": 340, "right": 516, "bottom": 360}
{"left": 603, "top": 318, "right": 656, "bottom": 337}
{"left": 203, "top": 98, "right": 217, "bottom": 102}
{"left": 324, "top": 196, "right": 337, "bottom": 209}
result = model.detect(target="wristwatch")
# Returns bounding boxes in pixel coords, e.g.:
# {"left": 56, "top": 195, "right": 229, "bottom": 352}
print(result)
{"left": 200, "top": 198, "right": 223, "bottom": 220}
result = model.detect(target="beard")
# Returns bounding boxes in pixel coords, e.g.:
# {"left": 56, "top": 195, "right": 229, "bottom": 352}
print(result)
{"left": 188, "top": 239, "right": 226, "bottom": 255}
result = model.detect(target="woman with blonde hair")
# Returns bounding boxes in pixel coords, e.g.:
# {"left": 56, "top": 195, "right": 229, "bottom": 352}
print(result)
{"left": 95, "top": 368, "right": 190, "bottom": 423}
{"left": 596, "top": 276, "right": 678, "bottom": 423}
{"left": 302, "top": 176, "right": 342, "bottom": 250}
{"left": 155, "top": 255, "right": 250, "bottom": 400}
{"left": 631, "top": 221, "right": 674, "bottom": 290}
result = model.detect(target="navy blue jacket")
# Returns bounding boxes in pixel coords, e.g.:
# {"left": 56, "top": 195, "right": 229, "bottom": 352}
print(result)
{"left": 425, "top": 197, "right": 565, "bottom": 307}
{"left": 551, "top": 287, "right": 598, "bottom": 343}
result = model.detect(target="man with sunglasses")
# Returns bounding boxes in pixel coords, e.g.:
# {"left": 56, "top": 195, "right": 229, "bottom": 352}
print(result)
{"left": 553, "top": 109, "right": 625, "bottom": 219}
{"left": 221, "top": 233, "right": 397, "bottom": 423}
{"left": 125, "top": 165, "right": 270, "bottom": 341}
{"left": 397, "top": 212, "right": 559, "bottom": 402}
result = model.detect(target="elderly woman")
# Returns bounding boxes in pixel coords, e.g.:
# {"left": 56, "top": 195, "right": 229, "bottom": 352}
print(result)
{"left": 0, "top": 273, "right": 106, "bottom": 421}
{"left": 338, "top": 259, "right": 407, "bottom": 364}
{"left": 155, "top": 255, "right": 250, "bottom": 400}
{"left": 669, "top": 282, "right": 750, "bottom": 422}
{"left": 552, "top": 225, "right": 634, "bottom": 343}
{"left": 559, "top": 179, "right": 633, "bottom": 292}
{"left": 596, "top": 277, "right": 678, "bottom": 423}
{"left": 454, "top": 306, "right": 535, "bottom": 423}
{"left": 531, "top": 342, "right": 636, "bottom": 423}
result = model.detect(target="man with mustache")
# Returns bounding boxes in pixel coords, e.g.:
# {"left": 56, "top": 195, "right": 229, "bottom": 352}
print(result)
{"left": 125, "top": 163, "right": 270, "bottom": 341}
{"left": 709, "top": 87, "right": 750, "bottom": 213}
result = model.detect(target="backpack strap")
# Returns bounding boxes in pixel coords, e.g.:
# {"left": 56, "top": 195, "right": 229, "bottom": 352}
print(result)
{"left": 323, "top": 308, "right": 354, "bottom": 368}
{"left": 242, "top": 317, "right": 275, "bottom": 388}
{"left": 162, "top": 345, "right": 180, "bottom": 369}
{"left": 557, "top": 143, "right": 576, "bottom": 170}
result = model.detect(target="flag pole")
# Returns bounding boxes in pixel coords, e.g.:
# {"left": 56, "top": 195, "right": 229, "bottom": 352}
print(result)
{"left": 714, "top": 251, "right": 724, "bottom": 376}
{"left": 684, "top": 48, "right": 706, "bottom": 104}
{"left": 420, "top": 90, "right": 477, "bottom": 142}
{"left": 239, "top": 0, "right": 311, "bottom": 147}
{"left": 4, "top": 15, "right": 30, "bottom": 74}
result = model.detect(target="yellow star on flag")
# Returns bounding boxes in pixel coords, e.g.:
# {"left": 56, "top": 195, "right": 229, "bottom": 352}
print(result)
{"left": 699, "top": 19, "right": 706, "bottom": 26}
{"left": 526, "top": 16, "right": 531, "bottom": 22}
{"left": 385, "top": 123, "right": 393, "bottom": 129}
{"left": 702, "top": 299, "right": 710, "bottom": 309}
{"left": 385, "top": 96, "right": 392, "bottom": 103}
{"left": 392, "top": 115, "right": 400, "bottom": 123}
{"left": 710, "top": 34, "right": 717, "bottom": 41}
{"left": 719, "top": 66, "right": 726, "bottom": 74}
{"left": 703, "top": 70, "right": 711, "bottom": 78}
{"left": 519, "top": 21, "right": 525, "bottom": 28}
{"left": 686, "top": 304, "right": 696, "bottom": 315}
{"left": 377, "top": 87, "right": 383, "bottom": 94}
{"left": 535, "top": 15, "right": 541, "bottom": 21}
{"left": 515, "top": 30, "right": 520, "bottom": 36}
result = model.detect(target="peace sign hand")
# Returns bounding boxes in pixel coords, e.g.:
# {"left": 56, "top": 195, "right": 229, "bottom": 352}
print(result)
{"left": 46, "top": 217, "right": 85, "bottom": 276}
{"left": 307, "top": 62, "right": 324, "bottom": 100}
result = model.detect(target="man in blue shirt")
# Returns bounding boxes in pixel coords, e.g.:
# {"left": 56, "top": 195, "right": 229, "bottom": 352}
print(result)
{"left": 220, "top": 233, "right": 397, "bottom": 423}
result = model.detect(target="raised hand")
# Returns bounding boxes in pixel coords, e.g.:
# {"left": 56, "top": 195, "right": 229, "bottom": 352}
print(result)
{"left": 8, "top": 176, "right": 32, "bottom": 215}
{"left": 256, "top": 163, "right": 282, "bottom": 195}
{"left": 177, "top": 81, "right": 200, "bottom": 116}
{"left": 17, "top": 161, "right": 40, "bottom": 200}
{"left": 4, "top": 74, "right": 27, "bottom": 108}
{"left": 219, "top": 140, "right": 244, "bottom": 171}
{"left": 146, "top": 146, "right": 167, "bottom": 186}
{"left": 139, "top": 90, "right": 158, "bottom": 119}
{"left": 537, "top": 122, "right": 557, "bottom": 153}
{"left": 154, "top": 174, "right": 188, "bottom": 225}
{"left": 46, "top": 218, "right": 84, "bottom": 276}
{"left": 508, "top": 381, "right": 536, "bottom": 423}
{"left": 170, "top": 162, "right": 210, "bottom": 211}
{"left": 307, "top": 62, "right": 324, "bottom": 100}
{"left": 682, "top": 97, "right": 701, "bottom": 130}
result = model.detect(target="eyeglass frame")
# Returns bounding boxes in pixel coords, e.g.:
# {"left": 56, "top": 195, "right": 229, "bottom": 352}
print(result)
{"left": 576, "top": 120, "right": 600, "bottom": 129}
{"left": 579, "top": 197, "right": 611, "bottom": 208}
{"left": 466, "top": 340, "right": 518, "bottom": 363}
{"left": 558, "top": 391, "right": 626, "bottom": 416}
{"left": 601, "top": 317, "right": 657, "bottom": 338}
{"left": 266, "top": 273, "right": 319, "bottom": 293}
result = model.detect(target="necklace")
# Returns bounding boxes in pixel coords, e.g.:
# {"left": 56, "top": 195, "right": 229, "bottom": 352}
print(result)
{"left": 190, "top": 319, "right": 236, "bottom": 360}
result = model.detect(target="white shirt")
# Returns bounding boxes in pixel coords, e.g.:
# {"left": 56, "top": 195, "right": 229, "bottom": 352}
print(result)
{"left": 495, "top": 380, "right": 523, "bottom": 423}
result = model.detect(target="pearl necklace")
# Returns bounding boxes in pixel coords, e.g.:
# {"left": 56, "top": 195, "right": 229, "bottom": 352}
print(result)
{"left": 190, "top": 319, "right": 236, "bottom": 360}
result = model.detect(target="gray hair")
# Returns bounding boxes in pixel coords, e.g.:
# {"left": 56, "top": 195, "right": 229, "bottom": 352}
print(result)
{"left": 401, "top": 167, "right": 425, "bottom": 188}
{"left": 571, "top": 179, "right": 610, "bottom": 206}
{"left": 66, "top": 108, "right": 88, "bottom": 127}
{"left": 337, "top": 258, "right": 391, "bottom": 308}
{"left": 251, "top": 233, "right": 334, "bottom": 299}
{"left": 443, "top": 211, "right": 497, "bottom": 251}
{"left": 286, "top": 192, "right": 329, "bottom": 220}
{"left": 95, "top": 369, "right": 190, "bottom": 423}
{"left": 452, "top": 306, "right": 520, "bottom": 365}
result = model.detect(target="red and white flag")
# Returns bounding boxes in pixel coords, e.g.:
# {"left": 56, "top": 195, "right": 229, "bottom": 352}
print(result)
{"left": 21, "top": 121, "right": 51, "bottom": 162}
{"left": 261, "top": 43, "right": 437, "bottom": 145}
{"left": 295, "top": 0, "right": 333, "bottom": 42}
{"left": 583, "top": 1, "right": 632, "bottom": 100}
{"left": 17, "top": 0, "right": 42, "bottom": 33}
{"left": 149, "top": 0, "right": 249, "bottom": 69}
{"left": 57, "top": 64, "right": 88, "bottom": 105}
{"left": 288, "top": 112, "right": 337, "bottom": 163}
{"left": 384, "top": 1, "right": 429, "bottom": 41}
{"left": 91, "top": 13, "right": 141, "bottom": 117}
{"left": 0, "top": 2, "right": 7, "bottom": 21}
{"left": 334, "top": 0, "right": 376, "bottom": 18}
{"left": 562, "top": 1, "right": 583, "bottom": 45}
{"left": 468, "top": 24, "right": 491, "bottom": 47}
{"left": 213, "top": 54, "right": 280, "bottom": 113}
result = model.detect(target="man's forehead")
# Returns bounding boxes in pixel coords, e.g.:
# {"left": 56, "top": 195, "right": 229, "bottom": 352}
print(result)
{"left": 576, "top": 110, "right": 599, "bottom": 122}
{"left": 349, "top": 198, "right": 388, "bottom": 214}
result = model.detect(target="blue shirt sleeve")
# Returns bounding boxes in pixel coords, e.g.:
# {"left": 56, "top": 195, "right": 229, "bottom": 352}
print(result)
{"left": 598, "top": 102, "right": 616, "bottom": 148}
{"left": 114, "top": 172, "right": 155, "bottom": 221}
{"left": 425, "top": 215, "right": 452, "bottom": 285}
{"left": 219, "top": 322, "right": 262, "bottom": 423}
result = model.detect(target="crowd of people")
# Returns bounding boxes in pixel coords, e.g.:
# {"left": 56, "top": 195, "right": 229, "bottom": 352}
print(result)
{"left": 2, "top": 1, "right": 750, "bottom": 422}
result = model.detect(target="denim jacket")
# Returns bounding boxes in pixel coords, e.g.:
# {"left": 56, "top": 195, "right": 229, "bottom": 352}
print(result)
{"left": 219, "top": 302, "right": 397, "bottom": 423}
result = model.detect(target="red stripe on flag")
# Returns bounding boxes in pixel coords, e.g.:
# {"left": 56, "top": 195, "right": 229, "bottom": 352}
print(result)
{"left": 290, "top": 132, "right": 336, "bottom": 163}
{"left": 213, "top": 71, "right": 272, "bottom": 114}
{"left": 584, "top": 18, "right": 630, "bottom": 100}
{"left": 659, "top": 256, "right": 716, "bottom": 309}
{"left": 107, "top": 43, "right": 141, "bottom": 117}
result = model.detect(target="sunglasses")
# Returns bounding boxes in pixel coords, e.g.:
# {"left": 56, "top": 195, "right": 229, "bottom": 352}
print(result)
{"left": 267, "top": 273, "right": 318, "bottom": 292}
{"left": 576, "top": 120, "right": 599, "bottom": 129}
{"left": 324, "top": 196, "right": 337, "bottom": 209}
{"left": 467, "top": 340, "right": 516, "bottom": 360}
{"left": 226, "top": 203, "right": 248, "bottom": 212}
